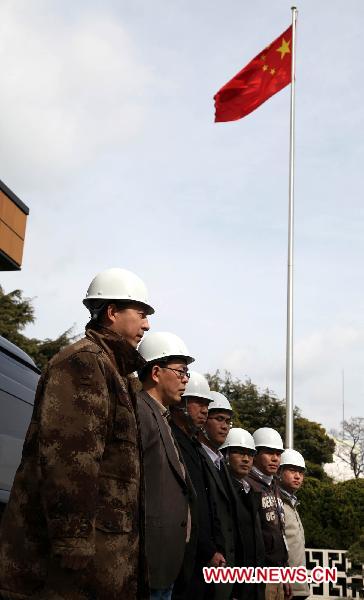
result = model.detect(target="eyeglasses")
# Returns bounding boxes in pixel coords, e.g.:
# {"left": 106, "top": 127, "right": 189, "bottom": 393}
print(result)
{"left": 230, "top": 448, "right": 256, "bottom": 457}
{"left": 161, "top": 366, "right": 191, "bottom": 380}
{"left": 208, "top": 415, "right": 233, "bottom": 426}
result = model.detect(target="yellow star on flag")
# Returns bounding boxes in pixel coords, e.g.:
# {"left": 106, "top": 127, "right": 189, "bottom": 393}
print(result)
{"left": 213, "top": 24, "right": 292, "bottom": 122}
{"left": 276, "top": 37, "right": 291, "bottom": 59}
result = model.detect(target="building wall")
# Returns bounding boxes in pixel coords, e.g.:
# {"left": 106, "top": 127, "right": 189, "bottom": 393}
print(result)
{"left": 0, "top": 182, "right": 29, "bottom": 271}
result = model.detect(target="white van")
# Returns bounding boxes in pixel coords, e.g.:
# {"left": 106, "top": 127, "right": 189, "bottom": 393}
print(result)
{"left": 0, "top": 335, "right": 40, "bottom": 513}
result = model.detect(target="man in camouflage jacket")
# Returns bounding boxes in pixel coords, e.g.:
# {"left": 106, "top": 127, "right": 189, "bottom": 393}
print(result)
{"left": 0, "top": 267, "right": 154, "bottom": 600}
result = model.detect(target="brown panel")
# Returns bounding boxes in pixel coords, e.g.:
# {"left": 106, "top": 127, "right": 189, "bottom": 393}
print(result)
{"left": 0, "top": 191, "right": 27, "bottom": 239}
{"left": 0, "top": 249, "right": 21, "bottom": 271}
{"left": 0, "top": 221, "right": 24, "bottom": 266}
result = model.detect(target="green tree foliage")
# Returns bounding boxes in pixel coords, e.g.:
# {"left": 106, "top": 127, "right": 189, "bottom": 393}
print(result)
{"left": 294, "top": 417, "right": 335, "bottom": 466}
{"left": 206, "top": 370, "right": 335, "bottom": 479}
{"left": 207, "top": 370, "right": 288, "bottom": 432}
{"left": 347, "top": 530, "right": 364, "bottom": 572}
{"left": 0, "top": 287, "right": 34, "bottom": 339}
{"left": 298, "top": 478, "right": 364, "bottom": 550}
{"left": 0, "top": 285, "right": 75, "bottom": 371}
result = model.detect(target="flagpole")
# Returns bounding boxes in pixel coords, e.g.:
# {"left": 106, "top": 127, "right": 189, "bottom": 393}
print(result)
{"left": 285, "top": 6, "right": 297, "bottom": 449}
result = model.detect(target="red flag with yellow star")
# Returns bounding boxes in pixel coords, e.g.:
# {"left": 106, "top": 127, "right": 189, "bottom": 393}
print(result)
{"left": 214, "top": 26, "right": 292, "bottom": 122}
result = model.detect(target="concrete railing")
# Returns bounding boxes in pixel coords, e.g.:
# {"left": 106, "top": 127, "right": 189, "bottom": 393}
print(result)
{"left": 306, "top": 548, "right": 364, "bottom": 598}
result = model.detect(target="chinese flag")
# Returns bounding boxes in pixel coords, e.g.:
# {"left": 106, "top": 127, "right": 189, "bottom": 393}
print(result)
{"left": 214, "top": 25, "right": 292, "bottom": 122}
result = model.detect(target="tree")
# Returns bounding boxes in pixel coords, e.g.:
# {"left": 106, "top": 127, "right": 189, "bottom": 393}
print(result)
{"left": 206, "top": 370, "right": 288, "bottom": 433}
{"left": 294, "top": 417, "right": 335, "bottom": 466}
{"left": 0, "top": 285, "right": 75, "bottom": 371}
{"left": 346, "top": 530, "right": 364, "bottom": 595}
{"left": 0, "top": 287, "right": 34, "bottom": 339}
{"left": 336, "top": 418, "right": 364, "bottom": 479}
{"left": 347, "top": 530, "right": 364, "bottom": 571}
{"left": 206, "top": 370, "right": 335, "bottom": 479}
{"left": 298, "top": 478, "right": 364, "bottom": 550}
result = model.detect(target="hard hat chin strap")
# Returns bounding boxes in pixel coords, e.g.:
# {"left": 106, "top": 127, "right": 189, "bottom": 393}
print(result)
{"left": 173, "top": 397, "right": 189, "bottom": 416}
{"left": 201, "top": 427, "right": 220, "bottom": 451}
{"left": 183, "top": 398, "right": 206, "bottom": 436}
{"left": 86, "top": 301, "right": 107, "bottom": 321}
{"left": 172, "top": 399, "right": 198, "bottom": 434}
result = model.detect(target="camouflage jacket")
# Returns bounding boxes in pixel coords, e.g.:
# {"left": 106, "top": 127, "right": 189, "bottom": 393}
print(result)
{"left": 0, "top": 323, "right": 148, "bottom": 600}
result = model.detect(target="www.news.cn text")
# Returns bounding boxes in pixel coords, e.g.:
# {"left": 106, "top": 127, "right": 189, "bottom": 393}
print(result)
{"left": 203, "top": 566, "right": 337, "bottom": 585}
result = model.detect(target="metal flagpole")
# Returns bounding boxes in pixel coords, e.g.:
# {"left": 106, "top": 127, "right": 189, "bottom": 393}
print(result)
{"left": 285, "top": 6, "right": 298, "bottom": 449}
{"left": 342, "top": 369, "right": 345, "bottom": 439}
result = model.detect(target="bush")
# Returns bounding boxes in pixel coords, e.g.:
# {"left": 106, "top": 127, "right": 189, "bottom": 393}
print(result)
{"left": 298, "top": 478, "right": 364, "bottom": 549}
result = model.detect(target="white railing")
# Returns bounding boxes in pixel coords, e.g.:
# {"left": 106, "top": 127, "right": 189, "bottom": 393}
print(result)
{"left": 306, "top": 548, "right": 364, "bottom": 599}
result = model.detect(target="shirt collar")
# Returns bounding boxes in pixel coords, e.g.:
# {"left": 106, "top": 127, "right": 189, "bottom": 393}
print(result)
{"left": 201, "top": 443, "right": 224, "bottom": 469}
{"left": 280, "top": 486, "right": 299, "bottom": 506}
{"left": 251, "top": 465, "right": 273, "bottom": 486}
{"left": 232, "top": 475, "right": 251, "bottom": 493}
{"left": 241, "top": 479, "right": 251, "bottom": 493}
{"left": 145, "top": 392, "right": 169, "bottom": 418}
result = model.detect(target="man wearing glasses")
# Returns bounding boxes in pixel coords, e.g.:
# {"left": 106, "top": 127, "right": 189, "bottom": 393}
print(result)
{"left": 220, "top": 428, "right": 265, "bottom": 600}
{"left": 137, "top": 332, "right": 196, "bottom": 600}
{"left": 170, "top": 371, "right": 220, "bottom": 600}
{"left": 198, "top": 391, "right": 243, "bottom": 600}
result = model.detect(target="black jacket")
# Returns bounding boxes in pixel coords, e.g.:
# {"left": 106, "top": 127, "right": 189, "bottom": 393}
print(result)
{"left": 171, "top": 424, "right": 216, "bottom": 562}
{"left": 171, "top": 424, "right": 216, "bottom": 600}
{"left": 232, "top": 478, "right": 266, "bottom": 600}
{"left": 198, "top": 448, "right": 238, "bottom": 567}
{"left": 198, "top": 448, "right": 248, "bottom": 600}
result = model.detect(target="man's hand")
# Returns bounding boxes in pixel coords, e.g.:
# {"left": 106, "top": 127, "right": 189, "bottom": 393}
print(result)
{"left": 208, "top": 552, "right": 227, "bottom": 567}
{"left": 60, "top": 555, "right": 90, "bottom": 570}
{"left": 283, "top": 582, "right": 293, "bottom": 600}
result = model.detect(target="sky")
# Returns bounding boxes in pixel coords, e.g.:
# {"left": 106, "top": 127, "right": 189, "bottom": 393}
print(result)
{"left": 1, "top": 0, "right": 363, "bottom": 433}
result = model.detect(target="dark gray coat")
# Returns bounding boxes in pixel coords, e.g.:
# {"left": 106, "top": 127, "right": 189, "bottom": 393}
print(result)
{"left": 137, "top": 391, "right": 192, "bottom": 589}
{"left": 198, "top": 448, "right": 238, "bottom": 600}
{"left": 170, "top": 424, "right": 215, "bottom": 600}
{"left": 232, "top": 479, "right": 266, "bottom": 600}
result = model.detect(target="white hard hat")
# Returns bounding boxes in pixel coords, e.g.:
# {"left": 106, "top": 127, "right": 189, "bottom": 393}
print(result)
{"left": 83, "top": 268, "right": 154, "bottom": 315}
{"left": 182, "top": 371, "right": 212, "bottom": 402}
{"left": 138, "top": 332, "right": 194, "bottom": 365}
{"left": 208, "top": 391, "right": 232, "bottom": 413}
{"left": 220, "top": 428, "right": 255, "bottom": 451}
{"left": 253, "top": 427, "right": 284, "bottom": 451}
{"left": 280, "top": 449, "right": 305, "bottom": 469}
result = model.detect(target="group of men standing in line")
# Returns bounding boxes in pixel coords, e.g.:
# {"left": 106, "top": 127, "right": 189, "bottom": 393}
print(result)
{"left": 0, "top": 268, "right": 309, "bottom": 600}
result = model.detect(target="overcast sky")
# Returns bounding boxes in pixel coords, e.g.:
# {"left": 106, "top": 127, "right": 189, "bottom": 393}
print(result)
{"left": 1, "top": 0, "right": 363, "bottom": 432}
